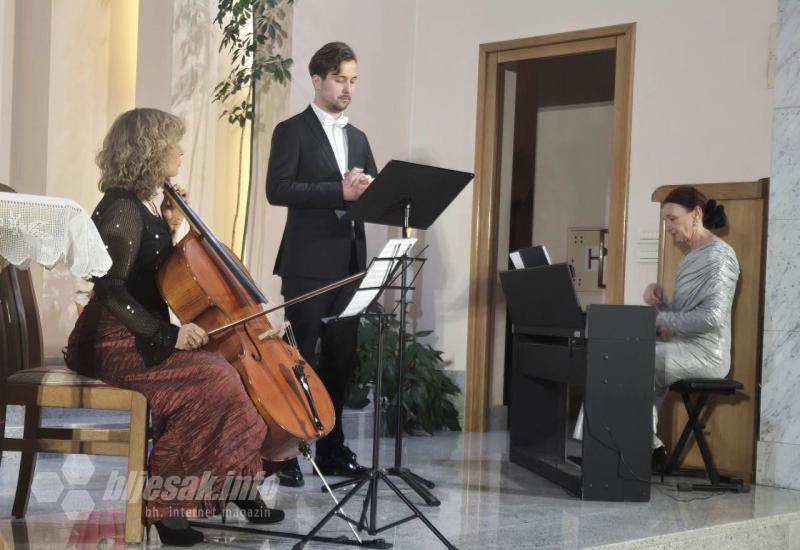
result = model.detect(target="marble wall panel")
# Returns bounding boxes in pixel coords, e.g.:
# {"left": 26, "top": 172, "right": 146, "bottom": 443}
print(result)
{"left": 768, "top": 107, "right": 800, "bottom": 220}
{"left": 757, "top": 440, "right": 800, "bottom": 490}
{"left": 775, "top": 0, "right": 800, "bottom": 108}
{"left": 760, "top": 330, "right": 800, "bottom": 442}
{"left": 758, "top": 0, "right": 800, "bottom": 490}
{"left": 763, "top": 219, "right": 800, "bottom": 332}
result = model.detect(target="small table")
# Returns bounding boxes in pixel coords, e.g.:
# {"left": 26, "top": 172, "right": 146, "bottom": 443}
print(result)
{"left": 0, "top": 192, "right": 111, "bottom": 278}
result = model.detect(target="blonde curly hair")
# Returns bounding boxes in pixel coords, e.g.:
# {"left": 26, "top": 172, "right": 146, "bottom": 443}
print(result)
{"left": 96, "top": 108, "right": 185, "bottom": 200}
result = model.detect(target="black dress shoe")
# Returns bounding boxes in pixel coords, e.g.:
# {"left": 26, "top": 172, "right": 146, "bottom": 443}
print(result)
{"left": 277, "top": 457, "right": 304, "bottom": 487}
{"left": 154, "top": 521, "right": 204, "bottom": 547}
{"left": 230, "top": 493, "right": 285, "bottom": 525}
{"left": 314, "top": 445, "right": 369, "bottom": 477}
{"left": 652, "top": 446, "right": 668, "bottom": 473}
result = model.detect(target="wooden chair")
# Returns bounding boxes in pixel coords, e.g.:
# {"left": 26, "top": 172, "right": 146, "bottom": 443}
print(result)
{"left": 0, "top": 183, "right": 148, "bottom": 544}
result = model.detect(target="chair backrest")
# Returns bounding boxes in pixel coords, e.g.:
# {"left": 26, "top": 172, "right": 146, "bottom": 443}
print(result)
{"left": 0, "top": 183, "right": 44, "bottom": 381}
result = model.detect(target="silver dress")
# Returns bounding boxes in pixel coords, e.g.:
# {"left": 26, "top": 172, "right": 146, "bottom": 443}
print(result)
{"left": 652, "top": 238, "right": 739, "bottom": 447}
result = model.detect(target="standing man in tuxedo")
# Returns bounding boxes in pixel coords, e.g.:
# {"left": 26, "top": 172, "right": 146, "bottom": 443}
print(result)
{"left": 267, "top": 42, "right": 375, "bottom": 487}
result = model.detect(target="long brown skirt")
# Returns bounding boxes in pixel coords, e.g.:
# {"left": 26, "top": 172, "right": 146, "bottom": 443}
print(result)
{"left": 66, "top": 301, "right": 268, "bottom": 523}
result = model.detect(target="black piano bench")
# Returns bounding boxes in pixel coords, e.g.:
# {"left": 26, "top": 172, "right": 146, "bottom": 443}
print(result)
{"left": 660, "top": 378, "right": 750, "bottom": 493}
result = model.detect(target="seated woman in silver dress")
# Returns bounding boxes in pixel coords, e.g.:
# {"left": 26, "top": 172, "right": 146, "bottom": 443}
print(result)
{"left": 643, "top": 186, "right": 740, "bottom": 466}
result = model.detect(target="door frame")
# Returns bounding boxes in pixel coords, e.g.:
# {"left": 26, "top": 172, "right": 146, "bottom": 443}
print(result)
{"left": 465, "top": 23, "right": 636, "bottom": 431}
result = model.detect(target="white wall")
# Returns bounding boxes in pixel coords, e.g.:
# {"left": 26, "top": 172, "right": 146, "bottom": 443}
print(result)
{"left": 532, "top": 102, "right": 613, "bottom": 264}
{"left": 0, "top": 0, "right": 13, "bottom": 185}
{"left": 409, "top": 0, "right": 776, "bottom": 377}
{"left": 136, "top": 0, "right": 173, "bottom": 111}
{"left": 7, "top": 0, "right": 138, "bottom": 357}
{"left": 11, "top": 0, "right": 51, "bottom": 196}
{"left": 42, "top": 0, "right": 138, "bottom": 357}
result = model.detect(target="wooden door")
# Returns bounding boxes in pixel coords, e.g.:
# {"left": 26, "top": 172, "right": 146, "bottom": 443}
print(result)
{"left": 466, "top": 23, "right": 636, "bottom": 430}
{"left": 652, "top": 180, "right": 766, "bottom": 481}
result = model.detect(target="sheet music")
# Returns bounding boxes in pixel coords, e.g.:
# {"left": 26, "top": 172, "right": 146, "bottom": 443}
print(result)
{"left": 509, "top": 251, "right": 524, "bottom": 269}
{"left": 509, "top": 244, "right": 551, "bottom": 269}
{"left": 339, "top": 238, "right": 417, "bottom": 318}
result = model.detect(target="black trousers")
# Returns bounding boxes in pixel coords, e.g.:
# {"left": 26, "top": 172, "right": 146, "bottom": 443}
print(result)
{"left": 281, "top": 251, "right": 360, "bottom": 456}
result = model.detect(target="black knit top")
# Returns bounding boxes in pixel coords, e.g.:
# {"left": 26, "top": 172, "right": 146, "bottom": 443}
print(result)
{"left": 90, "top": 187, "right": 179, "bottom": 365}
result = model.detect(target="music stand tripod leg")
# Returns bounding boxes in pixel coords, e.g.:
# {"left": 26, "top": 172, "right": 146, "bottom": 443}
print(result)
{"left": 378, "top": 472, "right": 457, "bottom": 550}
{"left": 385, "top": 467, "right": 439, "bottom": 505}
{"left": 403, "top": 469, "right": 436, "bottom": 489}
{"left": 292, "top": 475, "right": 372, "bottom": 549}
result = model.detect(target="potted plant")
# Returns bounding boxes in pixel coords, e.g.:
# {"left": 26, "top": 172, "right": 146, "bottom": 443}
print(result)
{"left": 348, "top": 306, "right": 462, "bottom": 435}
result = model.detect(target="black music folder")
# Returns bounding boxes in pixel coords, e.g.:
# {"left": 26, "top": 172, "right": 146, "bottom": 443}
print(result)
{"left": 344, "top": 160, "right": 473, "bottom": 230}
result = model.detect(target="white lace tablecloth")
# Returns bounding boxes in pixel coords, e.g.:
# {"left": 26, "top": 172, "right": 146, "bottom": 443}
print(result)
{"left": 0, "top": 192, "right": 112, "bottom": 279}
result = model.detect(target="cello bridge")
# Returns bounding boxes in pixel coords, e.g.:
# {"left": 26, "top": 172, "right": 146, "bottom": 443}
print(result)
{"left": 257, "top": 321, "right": 291, "bottom": 341}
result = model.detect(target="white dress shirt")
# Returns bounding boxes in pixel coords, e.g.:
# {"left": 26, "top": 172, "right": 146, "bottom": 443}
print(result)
{"left": 311, "top": 102, "right": 349, "bottom": 176}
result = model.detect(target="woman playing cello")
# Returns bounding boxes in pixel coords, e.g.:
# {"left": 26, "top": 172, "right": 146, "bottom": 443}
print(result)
{"left": 66, "top": 108, "right": 282, "bottom": 546}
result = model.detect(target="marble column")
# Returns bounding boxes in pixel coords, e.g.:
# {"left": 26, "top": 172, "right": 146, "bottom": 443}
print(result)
{"left": 757, "top": 0, "right": 800, "bottom": 489}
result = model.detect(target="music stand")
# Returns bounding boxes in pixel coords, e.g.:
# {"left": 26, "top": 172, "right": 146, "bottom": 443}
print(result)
{"left": 298, "top": 240, "right": 456, "bottom": 549}
{"left": 343, "top": 160, "right": 472, "bottom": 507}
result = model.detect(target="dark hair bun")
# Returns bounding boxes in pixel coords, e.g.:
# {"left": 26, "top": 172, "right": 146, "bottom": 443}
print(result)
{"left": 703, "top": 199, "right": 727, "bottom": 229}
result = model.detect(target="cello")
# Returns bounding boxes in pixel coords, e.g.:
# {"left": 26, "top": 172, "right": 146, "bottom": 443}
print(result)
{"left": 155, "top": 181, "right": 356, "bottom": 462}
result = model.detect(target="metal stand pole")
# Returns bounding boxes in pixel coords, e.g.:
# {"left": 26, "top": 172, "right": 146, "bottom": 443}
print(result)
{"left": 384, "top": 201, "right": 440, "bottom": 506}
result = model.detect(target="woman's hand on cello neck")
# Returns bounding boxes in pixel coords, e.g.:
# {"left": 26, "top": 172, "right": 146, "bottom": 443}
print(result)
{"left": 162, "top": 183, "right": 188, "bottom": 234}
{"left": 176, "top": 322, "right": 209, "bottom": 351}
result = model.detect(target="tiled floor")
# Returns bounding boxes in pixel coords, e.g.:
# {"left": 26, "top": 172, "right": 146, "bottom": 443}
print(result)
{"left": 2, "top": 430, "right": 800, "bottom": 549}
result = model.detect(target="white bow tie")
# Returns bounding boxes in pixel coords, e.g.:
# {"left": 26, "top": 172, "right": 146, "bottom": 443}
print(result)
{"left": 323, "top": 115, "right": 348, "bottom": 129}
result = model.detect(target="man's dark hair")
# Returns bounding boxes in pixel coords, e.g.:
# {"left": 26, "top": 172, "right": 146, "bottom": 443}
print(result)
{"left": 308, "top": 42, "right": 357, "bottom": 79}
